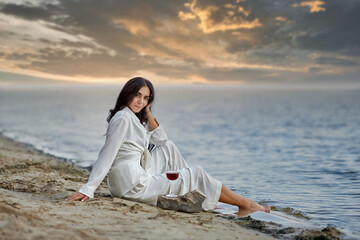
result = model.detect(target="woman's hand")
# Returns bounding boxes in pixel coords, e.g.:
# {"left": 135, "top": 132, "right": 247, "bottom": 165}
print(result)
{"left": 66, "top": 192, "right": 89, "bottom": 202}
{"left": 145, "top": 103, "right": 159, "bottom": 131}
{"left": 145, "top": 103, "right": 151, "bottom": 115}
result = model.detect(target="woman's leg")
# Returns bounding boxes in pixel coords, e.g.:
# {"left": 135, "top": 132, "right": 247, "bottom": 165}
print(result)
{"left": 149, "top": 140, "right": 190, "bottom": 175}
{"left": 219, "top": 184, "right": 270, "bottom": 213}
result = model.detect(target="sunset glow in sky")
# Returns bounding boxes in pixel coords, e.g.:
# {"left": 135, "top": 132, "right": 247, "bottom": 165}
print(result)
{"left": 0, "top": 0, "right": 359, "bottom": 87}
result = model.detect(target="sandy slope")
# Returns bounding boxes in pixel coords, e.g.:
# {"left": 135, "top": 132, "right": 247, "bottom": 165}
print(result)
{"left": 0, "top": 135, "right": 275, "bottom": 240}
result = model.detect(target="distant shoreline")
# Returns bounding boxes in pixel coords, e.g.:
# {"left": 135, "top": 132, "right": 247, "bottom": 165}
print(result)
{"left": 1, "top": 83, "right": 360, "bottom": 90}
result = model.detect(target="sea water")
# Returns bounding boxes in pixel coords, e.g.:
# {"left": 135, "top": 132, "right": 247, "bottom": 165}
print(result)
{"left": 0, "top": 86, "right": 359, "bottom": 237}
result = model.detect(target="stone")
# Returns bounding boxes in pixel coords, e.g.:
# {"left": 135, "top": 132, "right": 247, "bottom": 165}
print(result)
{"left": 295, "top": 226, "right": 344, "bottom": 240}
{"left": 157, "top": 190, "right": 206, "bottom": 213}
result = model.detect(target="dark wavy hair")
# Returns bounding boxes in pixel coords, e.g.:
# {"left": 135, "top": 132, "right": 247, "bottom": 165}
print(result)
{"left": 107, "top": 77, "right": 155, "bottom": 124}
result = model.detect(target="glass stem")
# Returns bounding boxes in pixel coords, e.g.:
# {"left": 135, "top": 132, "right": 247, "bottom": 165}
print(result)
{"left": 169, "top": 180, "right": 172, "bottom": 194}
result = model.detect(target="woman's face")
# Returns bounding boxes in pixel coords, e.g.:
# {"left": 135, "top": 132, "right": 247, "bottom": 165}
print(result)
{"left": 128, "top": 86, "right": 150, "bottom": 113}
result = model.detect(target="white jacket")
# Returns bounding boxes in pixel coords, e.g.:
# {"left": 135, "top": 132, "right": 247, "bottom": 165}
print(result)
{"left": 79, "top": 106, "right": 167, "bottom": 198}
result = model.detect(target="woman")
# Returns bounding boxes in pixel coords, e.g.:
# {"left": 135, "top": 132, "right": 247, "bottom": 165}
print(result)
{"left": 67, "top": 77, "right": 270, "bottom": 213}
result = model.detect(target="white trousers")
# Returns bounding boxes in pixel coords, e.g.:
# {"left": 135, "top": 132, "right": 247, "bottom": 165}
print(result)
{"left": 122, "top": 140, "right": 222, "bottom": 211}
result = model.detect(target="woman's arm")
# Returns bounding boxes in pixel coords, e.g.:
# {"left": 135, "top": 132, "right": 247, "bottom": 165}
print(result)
{"left": 67, "top": 113, "right": 130, "bottom": 201}
{"left": 145, "top": 104, "right": 168, "bottom": 146}
{"left": 145, "top": 104, "right": 159, "bottom": 131}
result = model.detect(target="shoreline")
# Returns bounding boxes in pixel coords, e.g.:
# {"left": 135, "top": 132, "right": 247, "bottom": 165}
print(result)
{"left": 0, "top": 134, "right": 348, "bottom": 239}
{"left": 0, "top": 134, "right": 276, "bottom": 240}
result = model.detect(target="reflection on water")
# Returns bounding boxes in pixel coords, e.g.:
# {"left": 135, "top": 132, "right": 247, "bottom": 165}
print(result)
{"left": 0, "top": 86, "right": 359, "bottom": 237}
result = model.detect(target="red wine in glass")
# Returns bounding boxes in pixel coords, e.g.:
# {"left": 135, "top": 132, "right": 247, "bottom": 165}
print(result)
{"left": 166, "top": 171, "right": 179, "bottom": 198}
{"left": 166, "top": 172, "right": 179, "bottom": 181}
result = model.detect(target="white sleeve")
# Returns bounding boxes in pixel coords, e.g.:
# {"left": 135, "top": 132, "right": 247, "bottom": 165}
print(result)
{"left": 149, "top": 125, "right": 168, "bottom": 146}
{"left": 79, "top": 115, "right": 129, "bottom": 198}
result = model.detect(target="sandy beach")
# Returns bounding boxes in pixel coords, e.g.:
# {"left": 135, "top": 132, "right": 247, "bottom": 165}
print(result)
{"left": 0, "top": 134, "right": 279, "bottom": 240}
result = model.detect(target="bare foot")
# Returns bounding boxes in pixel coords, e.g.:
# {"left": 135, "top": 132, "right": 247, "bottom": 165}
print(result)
{"left": 249, "top": 203, "right": 271, "bottom": 213}
{"left": 261, "top": 205, "right": 271, "bottom": 213}
{"left": 235, "top": 209, "right": 257, "bottom": 217}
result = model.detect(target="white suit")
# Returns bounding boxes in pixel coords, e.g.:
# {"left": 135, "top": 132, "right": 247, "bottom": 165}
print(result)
{"left": 79, "top": 107, "right": 222, "bottom": 210}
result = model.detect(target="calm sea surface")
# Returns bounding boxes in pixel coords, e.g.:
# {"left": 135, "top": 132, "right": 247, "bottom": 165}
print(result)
{"left": 0, "top": 86, "right": 359, "bottom": 237}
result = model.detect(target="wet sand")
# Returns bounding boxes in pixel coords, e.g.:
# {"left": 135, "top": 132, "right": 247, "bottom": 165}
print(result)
{"left": 0, "top": 134, "right": 276, "bottom": 240}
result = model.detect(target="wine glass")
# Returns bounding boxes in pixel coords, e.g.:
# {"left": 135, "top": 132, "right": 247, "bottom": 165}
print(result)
{"left": 165, "top": 171, "right": 179, "bottom": 198}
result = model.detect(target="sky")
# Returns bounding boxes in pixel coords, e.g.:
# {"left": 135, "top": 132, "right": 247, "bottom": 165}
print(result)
{"left": 0, "top": 0, "right": 359, "bottom": 87}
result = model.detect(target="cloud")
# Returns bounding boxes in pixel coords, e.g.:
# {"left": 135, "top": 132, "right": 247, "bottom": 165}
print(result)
{"left": 315, "top": 56, "right": 359, "bottom": 66}
{"left": 292, "top": 0, "right": 326, "bottom": 13}
{"left": 0, "top": 70, "right": 84, "bottom": 86}
{"left": 178, "top": 11, "right": 196, "bottom": 21}
{"left": 237, "top": 6, "right": 250, "bottom": 17}
{"left": 293, "top": 1, "right": 360, "bottom": 52}
{"left": 0, "top": 0, "right": 359, "bottom": 87}
{"left": 0, "top": 2, "right": 52, "bottom": 20}
{"left": 308, "top": 67, "right": 321, "bottom": 72}
{"left": 275, "top": 16, "right": 287, "bottom": 22}
{"left": 112, "top": 18, "right": 151, "bottom": 37}
{"left": 4, "top": 46, "right": 139, "bottom": 78}
{"left": 178, "top": 0, "right": 262, "bottom": 34}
